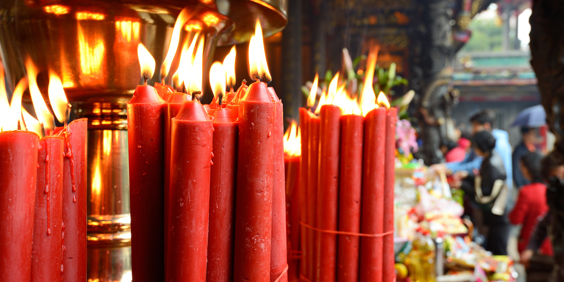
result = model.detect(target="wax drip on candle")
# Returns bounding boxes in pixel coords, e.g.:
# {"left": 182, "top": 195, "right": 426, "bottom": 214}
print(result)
{"left": 61, "top": 221, "right": 65, "bottom": 274}
{"left": 46, "top": 141, "right": 51, "bottom": 235}
{"left": 64, "top": 128, "right": 76, "bottom": 193}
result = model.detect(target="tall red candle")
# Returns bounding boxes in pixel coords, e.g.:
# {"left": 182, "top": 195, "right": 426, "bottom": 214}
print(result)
{"left": 166, "top": 101, "right": 213, "bottom": 281}
{"left": 298, "top": 108, "right": 309, "bottom": 279}
{"left": 0, "top": 131, "right": 39, "bottom": 281}
{"left": 383, "top": 107, "right": 397, "bottom": 282}
{"left": 233, "top": 81, "right": 275, "bottom": 282}
{"left": 336, "top": 114, "right": 364, "bottom": 282}
{"left": 164, "top": 92, "right": 190, "bottom": 250}
{"left": 32, "top": 136, "right": 64, "bottom": 282}
{"left": 359, "top": 107, "right": 386, "bottom": 282}
{"left": 207, "top": 106, "right": 238, "bottom": 282}
{"left": 60, "top": 119, "right": 88, "bottom": 282}
{"left": 306, "top": 113, "right": 320, "bottom": 281}
{"left": 284, "top": 153, "right": 300, "bottom": 282}
{"left": 269, "top": 87, "right": 288, "bottom": 282}
{"left": 316, "top": 105, "right": 341, "bottom": 282}
{"left": 127, "top": 84, "right": 165, "bottom": 282}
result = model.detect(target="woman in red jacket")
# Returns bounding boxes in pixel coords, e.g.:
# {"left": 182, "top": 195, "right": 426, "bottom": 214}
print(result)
{"left": 509, "top": 152, "right": 553, "bottom": 256}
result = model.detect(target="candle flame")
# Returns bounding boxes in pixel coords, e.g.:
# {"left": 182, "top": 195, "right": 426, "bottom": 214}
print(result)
{"left": 314, "top": 88, "right": 327, "bottom": 115}
{"left": 327, "top": 72, "right": 340, "bottom": 102}
{"left": 359, "top": 46, "right": 379, "bottom": 116}
{"left": 48, "top": 72, "right": 69, "bottom": 124}
{"left": 307, "top": 73, "right": 318, "bottom": 108}
{"left": 377, "top": 91, "right": 390, "bottom": 108}
{"left": 248, "top": 19, "right": 271, "bottom": 82}
{"left": 161, "top": 7, "right": 191, "bottom": 80}
{"left": 25, "top": 58, "right": 55, "bottom": 132}
{"left": 176, "top": 34, "right": 200, "bottom": 91}
{"left": 22, "top": 108, "right": 42, "bottom": 136}
{"left": 8, "top": 78, "right": 29, "bottom": 130}
{"left": 342, "top": 96, "right": 361, "bottom": 116}
{"left": 209, "top": 62, "right": 226, "bottom": 101}
{"left": 44, "top": 5, "right": 69, "bottom": 15}
{"left": 283, "top": 121, "right": 301, "bottom": 157}
{"left": 187, "top": 37, "right": 204, "bottom": 93}
{"left": 223, "top": 46, "right": 237, "bottom": 88}
{"left": 137, "top": 43, "right": 155, "bottom": 82}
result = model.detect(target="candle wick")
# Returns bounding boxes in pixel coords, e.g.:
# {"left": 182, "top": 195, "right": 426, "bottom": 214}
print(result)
{"left": 182, "top": 83, "right": 187, "bottom": 94}
{"left": 17, "top": 120, "right": 21, "bottom": 130}
{"left": 20, "top": 113, "right": 28, "bottom": 131}
{"left": 40, "top": 122, "right": 46, "bottom": 137}
{"left": 218, "top": 93, "right": 223, "bottom": 107}
{"left": 65, "top": 103, "right": 72, "bottom": 128}
{"left": 192, "top": 91, "right": 202, "bottom": 102}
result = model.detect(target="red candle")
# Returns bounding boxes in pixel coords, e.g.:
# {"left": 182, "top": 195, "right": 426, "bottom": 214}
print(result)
{"left": 0, "top": 130, "right": 39, "bottom": 281}
{"left": 127, "top": 83, "right": 166, "bottom": 282}
{"left": 164, "top": 92, "right": 190, "bottom": 249}
{"left": 32, "top": 136, "right": 65, "bottom": 282}
{"left": 359, "top": 107, "right": 386, "bottom": 282}
{"left": 166, "top": 101, "right": 213, "bottom": 281}
{"left": 60, "top": 119, "right": 88, "bottom": 282}
{"left": 383, "top": 107, "right": 397, "bottom": 282}
{"left": 336, "top": 114, "right": 364, "bottom": 282}
{"left": 316, "top": 105, "right": 341, "bottom": 282}
{"left": 306, "top": 112, "right": 320, "bottom": 281}
{"left": 207, "top": 106, "right": 238, "bottom": 282}
{"left": 233, "top": 81, "right": 275, "bottom": 282}
{"left": 298, "top": 108, "right": 309, "bottom": 279}
{"left": 269, "top": 87, "right": 288, "bottom": 282}
{"left": 284, "top": 152, "right": 300, "bottom": 282}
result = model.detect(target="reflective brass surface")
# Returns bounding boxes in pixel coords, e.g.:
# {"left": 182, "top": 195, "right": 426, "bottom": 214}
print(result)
{"left": 87, "top": 245, "right": 132, "bottom": 282}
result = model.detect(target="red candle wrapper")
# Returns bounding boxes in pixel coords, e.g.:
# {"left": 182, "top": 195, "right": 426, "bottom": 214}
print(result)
{"left": 164, "top": 92, "right": 190, "bottom": 256}
{"left": 207, "top": 107, "right": 238, "bottom": 282}
{"left": 383, "top": 108, "right": 397, "bottom": 282}
{"left": 59, "top": 119, "right": 88, "bottom": 282}
{"left": 127, "top": 85, "right": 166, "bottom": 282}
{"left": 166, "top": 101, "right": 213, "bottom": 281}
{"left": 305, "top": 112, "right": 319, "bottom": 280}
{"left": 360, "top": 107, "right": 386, "bottom": 282}
{"left": 269, "top": 87, "right": 288, "bottom": 282}
{"left": 316, "top": 105, "right": 341, "bottom": 282}
{"left": 32, "top": 136, "right": 64, "bottom": 282}
{"left": 337, "top": 114, "right": 364, "bottom": 282}
{"left": 297, "top": 108, "right": 309, "bottom": 279}
{"left": 0, "top": 131, "right": 39, "bottom": 281}
{"left": 233, "top": 81, "right": 275, "bottom": 282}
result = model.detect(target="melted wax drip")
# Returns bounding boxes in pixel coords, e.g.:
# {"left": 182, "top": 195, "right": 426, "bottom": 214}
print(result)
{"left": 45, "top": 142, "right": 51, "bottom": 235}
{"left": 64, "top": 130, "right": 77, "bottom": 194}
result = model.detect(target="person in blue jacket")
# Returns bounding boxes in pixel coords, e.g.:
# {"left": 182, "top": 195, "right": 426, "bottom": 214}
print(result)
{"left": 433, "top": 110, "right": 513, "bottom": 190}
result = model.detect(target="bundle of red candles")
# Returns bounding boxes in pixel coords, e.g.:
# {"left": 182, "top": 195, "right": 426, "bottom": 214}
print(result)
{"left": 286, "top": 47, "right": 397, "bottom": 282}
{"left": 127, "top": 20, "right": 289, "bottom": 282}
{"left": 0, "top": 60, "right": 87, "bottom": 281}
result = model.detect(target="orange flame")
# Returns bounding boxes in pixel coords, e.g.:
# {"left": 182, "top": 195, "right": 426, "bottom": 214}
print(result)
{"left": 161, "top": 7, "right": 191, "bottom": 79}
{"left": 8, "top": 78, "right": 29, "bottom": 130}
{"left": 176, "top": 34, "right": 199, "bottom": 90}
{"left": 138, "top": 43, "right": 155, "bottom": 82}
{"left": 187, "top": 37, "right": 204, "bottom": 93}
{"left": 342, "top": 96, "right": 361, "bottom": 116}
{"left": 283, "top": 121, "right": 301, "bottom": 157}
{"left": 307, "top": 73, "right": 318, "bottom": 108}
{"left": 209, "top": 62, "right": 226, "bottom": 101}
{"left": 377, "top": 91, "right": 390, "bottom": 108}
{"left": 22, "top": 108, "right": 42, "bottom": 136}
{"left": 25, "top": 58, "right": 55, "bottom": 132}
{"left": 0, "top": 65, "right": 11, "bottom": 131}
{"left": 359, "top": 47, "right": 379, "bottom": 116}
{"left": 48, "top": 72, "right": 69, "bottom": 124}
{"left": 248, "top": 19, "right": 271, "bottom": 82}
{"left": 324, "top": 72, "right": 340, "bottom": 106}
{"left": 314, "top": 88, "right": 327, "bottom": 115}
{"left": 223, "top": 46, "right": 237, "bottom": 88}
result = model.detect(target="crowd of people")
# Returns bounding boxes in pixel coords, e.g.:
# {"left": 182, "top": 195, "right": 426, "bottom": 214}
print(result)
{"left": 430, "top": 110, "right": 564, "bottom": 281}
